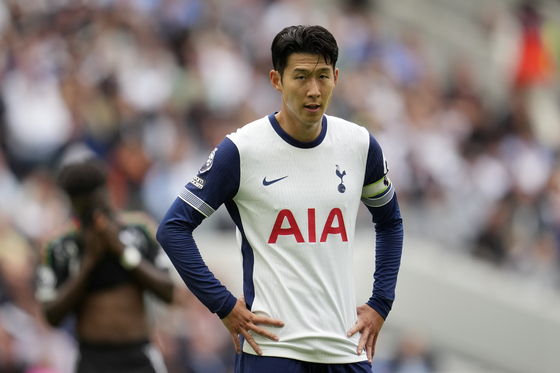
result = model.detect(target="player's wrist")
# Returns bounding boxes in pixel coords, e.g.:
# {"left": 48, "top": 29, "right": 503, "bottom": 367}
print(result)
{"left": 217, "top": 293, "right": 238, "bottom": 319}
{"left": 119, "top": 246, "right": 142, "bottom": 270}
{"left": 366, "top": 299, "right": 389, "bottom": 320}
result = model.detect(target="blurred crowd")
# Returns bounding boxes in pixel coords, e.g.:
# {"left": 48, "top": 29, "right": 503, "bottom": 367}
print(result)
{"left": 0, "top": 0, "right": 559, "bottom": 372}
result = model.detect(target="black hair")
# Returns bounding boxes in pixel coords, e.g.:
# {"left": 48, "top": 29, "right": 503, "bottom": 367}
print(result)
{"left": 57, "top": 159, "right": 108, "bottom": 198}
{"left": 271, "top": 25, "right": 339, "bottom": 77}
{"left": 58, "top": 159, "right": 111, "bottom": 226}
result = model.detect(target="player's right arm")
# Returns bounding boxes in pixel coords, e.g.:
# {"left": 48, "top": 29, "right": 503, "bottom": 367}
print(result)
{"left": 156, "top": 137, "right": 283, "bottom": 353}
{"left": 156, "top": 139, "right": 240, "bottom": 318}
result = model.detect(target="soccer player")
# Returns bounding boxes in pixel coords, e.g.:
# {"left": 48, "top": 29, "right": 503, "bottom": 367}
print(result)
{"left": 35, "top": 159, "right": 175, "bottom": 373}
{"left": 157, "top": 25, "right": 404, "bottom": 373}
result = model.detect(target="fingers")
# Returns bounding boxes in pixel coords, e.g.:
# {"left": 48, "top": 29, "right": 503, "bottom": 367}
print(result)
{"left": 228, "top": 324, "right": 276, "bottom": 356}
{"left": 346, "top": 319, "right": 363, "bottom": 338}
{"left": 357, "top": 328, "right": 368, "bottom": 356}
{"left": 249, "top": 315, "right": 284, "bottom": 342}
{"left": 231, "top": 332, "right": 242, "bottom": 354}
{"left": 240, "top": 322, "right": 282, "bottom": 355}
{"left": 348, "top": 318, "right": 378, "bottom": 362}
{"left": 240, "top": 329, "right": 262, "bottom": 356}
{"left": 222, "top": 302, "right": 284, "bottom": 357}
{"left": 355, "top": 327, "right": 378, "bottom": 363}
{"left": 242, "top": 314, "right": 282, "bottom": 342}
{"left": 250, "top": 324, "right": 280, "bottom": 342}
{"left": 366, "top": 332, "right": 379, "bottom": 363}
{"left": 252, "top": 315, "right": 285, "bottom": 328}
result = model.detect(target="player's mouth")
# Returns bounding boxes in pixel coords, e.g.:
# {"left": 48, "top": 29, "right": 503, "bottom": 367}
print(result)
{"left": 305, "top": 104, "right": 321, "bottom": 113}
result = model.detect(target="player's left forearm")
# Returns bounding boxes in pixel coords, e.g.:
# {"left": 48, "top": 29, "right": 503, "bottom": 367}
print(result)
{"left": 367, "top": 194, "right": 404, "bottom": 319}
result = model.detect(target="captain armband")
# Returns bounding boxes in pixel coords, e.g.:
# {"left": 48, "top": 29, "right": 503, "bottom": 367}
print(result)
{"left": 361, "top": 175, "right": 394, "bottom": 208}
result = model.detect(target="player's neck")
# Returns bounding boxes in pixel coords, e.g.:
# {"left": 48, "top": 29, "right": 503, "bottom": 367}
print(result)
{"left": 275, "top": 111, "right": 322, "bottom": 143}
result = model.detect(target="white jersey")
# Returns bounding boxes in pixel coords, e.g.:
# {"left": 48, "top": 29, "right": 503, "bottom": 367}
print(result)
{"left": 227, "top": 114, "right": 371, "bottom": 363}
{"left": 159, "top": 113, "right": 399, "bottom": 364}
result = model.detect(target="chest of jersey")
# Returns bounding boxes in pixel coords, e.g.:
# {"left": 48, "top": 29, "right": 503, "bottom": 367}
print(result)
{"left": 231, "top": 123, "right": 367, "bottom": 246}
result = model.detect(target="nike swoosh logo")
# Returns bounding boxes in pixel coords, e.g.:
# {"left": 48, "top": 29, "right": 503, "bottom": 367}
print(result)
{"left": 263, "top": 176, "right": 288, "bottom": 186}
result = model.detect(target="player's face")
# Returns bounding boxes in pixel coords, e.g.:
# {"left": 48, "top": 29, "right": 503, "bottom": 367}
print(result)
{"left": 271, "top": 53, "right": 338, "bottom": 133}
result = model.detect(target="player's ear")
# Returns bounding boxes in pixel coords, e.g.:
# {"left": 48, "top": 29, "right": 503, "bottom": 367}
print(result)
{"left": 270, "top": 70, "right": 282, "bottom": 93}
{"left": 334, "top": 68, "right": 339, "bottom": 87}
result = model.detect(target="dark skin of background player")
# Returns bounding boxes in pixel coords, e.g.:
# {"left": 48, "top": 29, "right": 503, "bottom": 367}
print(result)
{"left": 41, "top": 184, "right": 175, "bottom": 344}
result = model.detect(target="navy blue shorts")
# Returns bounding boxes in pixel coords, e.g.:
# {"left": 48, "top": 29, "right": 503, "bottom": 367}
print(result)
{"left": 235, "top": 352, "right": 372, "bottom": 373}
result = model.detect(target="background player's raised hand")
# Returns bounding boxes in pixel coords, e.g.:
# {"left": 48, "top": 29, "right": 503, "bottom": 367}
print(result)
{"left": 80, "top": 223, "right": 108, "bottom": 268}
{"left": 90, "top": 210, "right": 125, "bottom": 257}
{"left": 347, "top": 304, "right": 385, "bottom": 363}
{"left": 221, "top": 296, "right": 285, "bottom": 355}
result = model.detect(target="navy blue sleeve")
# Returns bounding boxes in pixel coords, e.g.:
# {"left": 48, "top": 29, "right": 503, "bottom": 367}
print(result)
{"left": 361, "top": 134, "right": 404, "bottom": 319}
{"left": 156, "top": 137, "right": 240, "bottom": 318}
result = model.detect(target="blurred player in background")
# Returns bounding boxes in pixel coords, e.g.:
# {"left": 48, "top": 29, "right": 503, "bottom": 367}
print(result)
{"left": 157, "top": 25, "right": 404, "bottom": 373}
{"left": 35, "top": 158, "right": 175, "bottom": 373}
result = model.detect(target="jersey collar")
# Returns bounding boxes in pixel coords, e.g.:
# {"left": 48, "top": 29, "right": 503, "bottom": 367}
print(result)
{"left": 268, "top": 113, "right": 327, "bottom": 149}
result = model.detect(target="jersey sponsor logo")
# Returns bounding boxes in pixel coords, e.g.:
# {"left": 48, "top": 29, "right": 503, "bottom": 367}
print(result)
{"left": 190, "top": 175, "right": 206, "bottom": 189}
{"left": 268, "top": 208, "right": 348, "bottom": 243}
{"left": 336, "top": 165, "right": 346, "bottom": 193}
{"left": 199, "top": 147, "right": 217, "bottom": 174}
{"left": 263, "top": 175, "right": 288, "bottom": 186}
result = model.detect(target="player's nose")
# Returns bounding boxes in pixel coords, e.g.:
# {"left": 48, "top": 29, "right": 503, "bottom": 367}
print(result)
{"left": 307, "top": 79, "right": 320, "bottom": 97}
